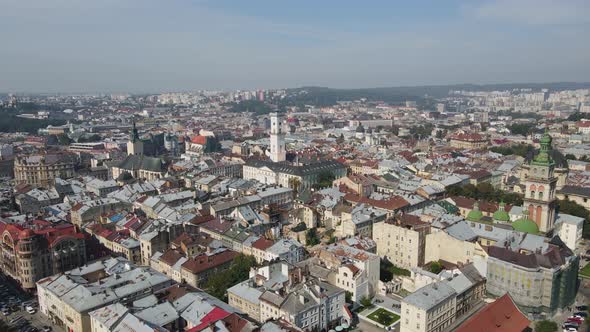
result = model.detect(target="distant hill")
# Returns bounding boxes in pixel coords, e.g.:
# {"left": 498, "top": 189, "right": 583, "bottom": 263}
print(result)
{"left": 285, "top": 82, "right": 590, "bottom": 105}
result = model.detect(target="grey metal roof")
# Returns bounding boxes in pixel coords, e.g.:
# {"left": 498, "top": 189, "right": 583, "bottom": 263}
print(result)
{"left": 228, "top": 281, "right": 263, "bottom": 304}
{"left": 114, "top": 155, "right": 164, "bottom": 173}
{"left": 403, "top": 281, "right": 456, "bottom": 311}
{"left": 245, "top": 159, "right": 345, "bottom": 176}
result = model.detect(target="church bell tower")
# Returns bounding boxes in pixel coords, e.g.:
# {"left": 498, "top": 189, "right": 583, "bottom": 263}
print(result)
{"left": 523, "top": 129, "right": 557, "bottom": 232}
{"left": 127, "top": 122, "right": 144, "bottom": 156}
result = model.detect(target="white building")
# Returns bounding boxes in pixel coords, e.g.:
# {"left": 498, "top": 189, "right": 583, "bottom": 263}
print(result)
{"left": 555, "top": 214, "right": 585, "bottom": 251}
{"left": 401, "top": 281, "right": 457, "bottom": 332}
{"left": 269, "top": 112, "right": 286, "bottom": 162}
{"left": 37, "top": 257, "right": 176, "bottom": 332}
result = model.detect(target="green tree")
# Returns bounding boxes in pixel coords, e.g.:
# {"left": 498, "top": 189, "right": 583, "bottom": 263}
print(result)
{"left": 490, "top": 144, "right": 534, "bottom": 157}
{"left": 288, "top": 177, "right": 302, "bottom": 196}
{"left": 204, "top": 136, "right": 222, "bottom": 153}
{"left": 204, "top": 254, "right": 257, "bottom": 301}
{"left": 316, "top": 171, "right": 335, "bottom": 189}
{"left": 534, "top": 320, "right": 557, "bottom": 332}
{"left": 380, "top": 259, "right": 411, "bottom": 281}
{"left": 77, "top": 134, "right": 102, "bottom": 143}
{"left": 428, "top": 261, "right": 444, "bottom": 274}
{"left": 306, "top": 228, "right": 320, "bottom": 246}
{"left": 291, "top": 222, "right": 307, "bottom": 232}
{"left": 360, "top": 296, "right": 373, "bottom": 308}
{"left": 568, "top": 112, "right": 587, "bottom": 122}
{"left": 448, "top": 184, "right": 523, "bottom": 206}
{"left": 0, "top": 107, "right": 66, "bottom": 133}
{"left": 508, "top": 123, "right": 537, "bottom": 136}
{"left": 56, "top": 133, "right": 72, "bottom": 145}
{"left": 345, "top": 291, "right": 353, "bottom": 303}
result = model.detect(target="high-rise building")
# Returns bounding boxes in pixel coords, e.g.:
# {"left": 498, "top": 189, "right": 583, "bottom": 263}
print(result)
{"left": 269, "top": 112, "right": 286, "bottom": 162}
{"left": 522, "top": 130, "right": 557, "bottom": 232}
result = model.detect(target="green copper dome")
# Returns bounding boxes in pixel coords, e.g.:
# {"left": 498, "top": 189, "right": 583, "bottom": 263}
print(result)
{"left": 467, "top": 202, "right": 483, "bottom": 222}
{"left": 533, "top": 128, "right": 554, "bottom": 166}
{"left": 493, "top": 202, "right": 510, "bottom": 222}
{"left": 512, "top": 210, "right": 539, "bottom": 234}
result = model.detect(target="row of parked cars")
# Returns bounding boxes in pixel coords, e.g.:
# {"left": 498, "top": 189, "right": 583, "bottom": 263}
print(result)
{"left": 563, "top": 305, "right": 588, "bottom": 332}
{"left": 0, "top": 281, "right": 50, "bottom": 332}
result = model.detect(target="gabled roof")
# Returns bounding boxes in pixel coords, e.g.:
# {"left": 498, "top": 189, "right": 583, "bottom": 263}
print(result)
{"left": 455, "top": 294, "right": 530, "bottom": 332}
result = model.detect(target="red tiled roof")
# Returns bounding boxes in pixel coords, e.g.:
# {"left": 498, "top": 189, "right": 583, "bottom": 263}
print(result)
{"left": 0, "top": 221, "right": 83, "bottom": 248}
{"left": 450, "top": 196, "right": 512, "bottom": 213}
{"left": 187, "top": 307, "right": 231, "bottom": 332}
{"left": 251, "top": 237, "right": 274, "bottom": 251}
{"left": 190, "top": 214, "right": 215, "bottom": 226}
{"left": 191, "top": 135, "right": 208, "bottom": 145}
{"left": 343, "top": 193, "right": 409, "bottom": 211}
{"left": 160, "top": 249, "right": 184, "bottom": 266}
{"left": 455, "top": 294, "right": 530, "bottom": 332}
{"left": 181, "top": 250, "right": 237, "bottom": 274}
{"left": 343, "top": 264, "right": 360, "bottom": 275}
{"left": 71, "top": 203, "right": 84, "bottom": 211}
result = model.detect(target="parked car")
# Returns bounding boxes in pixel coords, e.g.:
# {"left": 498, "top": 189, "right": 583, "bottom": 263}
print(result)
{"left": 567, "top": 317, "right": 583, "bottom": 325}
{"left": 573, "top": 311, "right": 588, "bottom": 317}
{"left": 42, "top": 326, "right": 52, "bottom": 332}
{"left": 25, "top": 306, "right": 36, "bottom": 314}
{"left": 563, "top": 323, "right": 579, "bottom": 330}
{"left": 563, "top": 327, "right": 578, "bottom": 332}
{"left": 576, "top": 305, "right": 588, "bottom": 311}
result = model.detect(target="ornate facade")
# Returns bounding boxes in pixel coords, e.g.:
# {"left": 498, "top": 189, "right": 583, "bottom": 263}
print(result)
{"left": 523, "top": 130, "right": 557, "bottom": 233}
{"left": 0, "top": 220, "right": 86, "bottom": 291}
{"left": 14, "top": 153, "right": 76, "bottom": 188}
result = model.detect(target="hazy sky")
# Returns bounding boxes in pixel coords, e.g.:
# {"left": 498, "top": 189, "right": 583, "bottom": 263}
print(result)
{"left": 1, "top": 0, "right": 589, "bottom": 93}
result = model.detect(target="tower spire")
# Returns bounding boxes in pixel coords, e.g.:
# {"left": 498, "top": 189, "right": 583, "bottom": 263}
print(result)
{"left": 131, "top": 121, "right": 140, "bottom": 143}
{"left": 533, "top": 128, "right": 553, "bottom": 165}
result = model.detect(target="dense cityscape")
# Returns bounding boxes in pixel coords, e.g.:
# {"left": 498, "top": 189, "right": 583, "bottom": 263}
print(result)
{"left": 0, "top": 84, "right": 589, "bottom": 332}
{"left": 2, "top": 0, "right": 590, "bottom": 331}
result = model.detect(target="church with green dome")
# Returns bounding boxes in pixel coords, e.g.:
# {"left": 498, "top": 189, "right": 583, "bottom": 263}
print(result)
{"left": 511, "top": 210, "right": 539, "bottom": 234}
{"left": 466, "top": 202, "right": 484, "bottom": 222}
{"left": 492, "top": 201, "right": 510, "bottom": 222}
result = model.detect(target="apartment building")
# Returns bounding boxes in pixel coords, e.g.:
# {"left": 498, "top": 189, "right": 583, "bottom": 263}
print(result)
{"left": 0, "top": 220, "right": 86, "bottom": 291}
{"left": 401, "top": 281, "right": 457, "bottom": 332}
{"left": 70, "top": 198, "right": 131, "bottom": 228}
{"left": 298, "top": 244, "right": 380, "bottom": 303}
{"left": 373, "top": 215, "right": 430, "bottom": 269}
{"left": 14, "top": 153, "right": 77, "bottom": 188}
{"left": 37, "top": 257, "right": 176, "bottom": 332}
{"left": 486, "top": 236, "right": 579, "bottom": 313}
{"left": 151, "top": 247, "right": 237, "bottom": 288}
{"left": 227, "top": 261, "right": 348, "bottom": 331}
